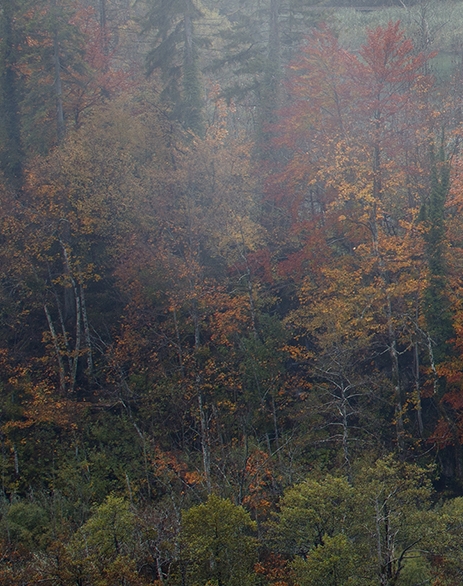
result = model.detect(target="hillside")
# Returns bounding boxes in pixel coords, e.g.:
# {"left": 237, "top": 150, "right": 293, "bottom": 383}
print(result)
{"left": 1, "top": 0, "right": 463, "bottom": 583}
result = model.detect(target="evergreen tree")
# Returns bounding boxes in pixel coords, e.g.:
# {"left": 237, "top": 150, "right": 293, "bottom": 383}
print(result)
{"left": 209, "top": 0, "right": 322, "bottom": 153}
{"left": 255, "top": 0, "right": 281, "bottom": 158}
{"left": 144, "top": 0, "right": 205, "bottom": 135}
{"left": 0, "top": 0, "right": 25, "bottom": 190}
{"left": 20, "top": 0, "right": 87, "bottom": 152}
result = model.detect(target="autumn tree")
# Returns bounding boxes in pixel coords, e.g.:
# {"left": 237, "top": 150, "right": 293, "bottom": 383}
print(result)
{"left": 271, "top": 22, "right": 439, "bottom": 454}
{"left": 0, "top": 0, "right": 131, "bottom": 157}
{"left": 108, "top": 92, "right": 291, "bottom": 499}
{"left": 0, "top": 94, "right": 173, "bottom": 499}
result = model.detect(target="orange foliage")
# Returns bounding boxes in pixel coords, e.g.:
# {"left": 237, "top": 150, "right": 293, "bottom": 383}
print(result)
{"left": 255, "top": 553, "right": 292, "bottom": 586}
{"left": 242, "top": 449, "right": 276, "bottom": 516}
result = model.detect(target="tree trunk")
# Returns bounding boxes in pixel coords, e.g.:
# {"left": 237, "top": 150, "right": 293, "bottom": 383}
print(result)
{"left": 44, "top": 303, "right": 66, "bottom": 394}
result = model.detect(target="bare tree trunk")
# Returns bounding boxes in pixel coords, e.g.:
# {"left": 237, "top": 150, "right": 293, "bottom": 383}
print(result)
{"left": 192, "top": 301, "right": 212, "bottom": 492}
{"left": 80, "top": 283, "right": 93, "bottom": 376}
{"left": 173, "top": 308, "right": 185, "bottom": 377}
{"left": 371, "top": 210, "right": 405, "bottom": 452}
{"left": 133, "top": 422, "right": 152, "bottom": 499}
{"left": 340, "top": 384, "right": 352, "bottom": 482}
{"left": 71, "top": 278, "right": 82, "bottom": 393}
{"left": 44, "top": 303, "right": 66, "bottom": 393}
{"left": 198, "top": 389, "right": 211, "bottom": 492}
{"left": 387, "top": 300, "right": 405, "bottom": 453}
{"left": 60, "top": 242, "right": 82, "bottom": 393}
{"left": 414, "top": 329, "right": 424, "bottom": 438}
{"left": 156, "top": 556, "right": 165, "bottom": 585}
{"left": 13, "top": 445, "right": 19, "bottom": 476}
{"left": 48, "top": 263, "right": 73, "bottom": 373}
{"left": 239, "top": 238, "right": 258, "bottom": 339}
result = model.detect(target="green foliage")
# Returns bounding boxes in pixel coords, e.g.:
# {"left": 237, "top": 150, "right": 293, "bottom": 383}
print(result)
{"left": 68, "top": 495, "right": 138, "bottom": 584}
{"left": 292, "top": 533, "right": 359, "bottom": 586}
{"left": 425, "top": 497, "right": 463, "bottom": 583}
{"left": 72, "top": 494, "right": 135, "bottom": 556}
{"left": 355, "top": 455, "right": 435, "bottom": 577}
{"left": 181, "top": 494, "right": 258, "bottom": 586}
{"left": 272, "top": 457, "right": 435, "bottom": 585}
{"left": 2, "top": 501, "right": 50, "bottom": 550}
{"left": 272, "top": 475, "right": 355, "bottom": 556}
{"left": 397, "top": 555, "right": 432, "bottom": 586}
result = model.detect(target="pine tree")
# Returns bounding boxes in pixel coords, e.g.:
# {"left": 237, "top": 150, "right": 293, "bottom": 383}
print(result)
{"left": 208, "top": 0, "right": 323, "bottom": 153}
{"left": 255, "top": 0, "right": 281, "bottom": 158}
{"left": 20, "top": 0, "right": 87, "bottom": 151}
{"left": 144, "top": 0, "right": 205, "bottom": 135}
{"left": 0, "top": 0, "right": 25, "bottom": 190}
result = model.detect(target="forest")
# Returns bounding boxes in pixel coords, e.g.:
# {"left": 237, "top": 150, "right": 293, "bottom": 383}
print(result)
{"left": 3, "top": 0, "right": 463, "bottom": 584}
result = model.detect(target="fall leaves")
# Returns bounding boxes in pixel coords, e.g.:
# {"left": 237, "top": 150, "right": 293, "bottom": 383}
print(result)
{"left": 2, "top": 14, "right": 463, "bottom": 493}
{"left": 4, "top": 9, "right": 463, "bottom": 584}
{"left": 270, "top": 20, "right": 463, "bottom": 460}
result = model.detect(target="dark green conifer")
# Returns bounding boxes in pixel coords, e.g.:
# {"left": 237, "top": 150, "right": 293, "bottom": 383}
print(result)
{"left": 208, "top": 0, "right": 323, "bottom": 158}
{"left": 255, "top": 0, "right": 281, "bottom": 159}
{"left": 0, "top": 0, "right": 24, "bottom": 190}
{"left": 144, "top": 0, "right": 205, "bottom": 135}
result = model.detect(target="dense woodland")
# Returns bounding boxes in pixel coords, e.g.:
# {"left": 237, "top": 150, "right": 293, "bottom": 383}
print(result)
{"left": 4, "top": 0, "right": 463, "bottom": 584}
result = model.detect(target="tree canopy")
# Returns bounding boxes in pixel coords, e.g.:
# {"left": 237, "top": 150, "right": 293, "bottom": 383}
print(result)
{"left": 2, "top": 1, "right": 463, "bottom": 583}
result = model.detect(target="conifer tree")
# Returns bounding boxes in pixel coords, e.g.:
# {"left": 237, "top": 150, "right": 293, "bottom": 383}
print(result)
{"left": 0, "top": 0, "right": 24, "bottom": 190}
{"left": 144, "top": 0, "right": 205, "bottom": 135}
{"left": 209, "top": 0, "right": 322, "bottom": 154}
{"left": 255, "top": 0, "right": 282, "bottom": 158}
